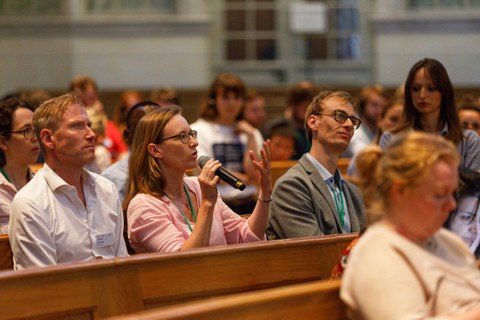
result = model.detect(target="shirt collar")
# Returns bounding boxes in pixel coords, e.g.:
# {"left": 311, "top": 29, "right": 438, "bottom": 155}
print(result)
{"left": 440, "top": 123, "right": 448, "bottom": 136}
{"left": 306, "top": 153, "right": 344, "bottom": 189}
{"left": 43, "top": 163, "right": 93, "bottom": 191}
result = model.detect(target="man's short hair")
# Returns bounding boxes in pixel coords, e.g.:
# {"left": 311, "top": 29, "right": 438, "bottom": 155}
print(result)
{"left": 304, "top": 90, "right": 354, "bottom": 143}
{"left": 33, "top": 92, "right": 84, "bottom": 156}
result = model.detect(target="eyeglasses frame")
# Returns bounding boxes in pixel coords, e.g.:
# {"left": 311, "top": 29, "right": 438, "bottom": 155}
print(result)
{"left": 10, "top": 127, "right": 36, "bottom": 140}
{"left": 314, "top": 109, "right": 362, "bottom": 130}
{"left": 158, "top": 130, "right": 197, "bottom": 145}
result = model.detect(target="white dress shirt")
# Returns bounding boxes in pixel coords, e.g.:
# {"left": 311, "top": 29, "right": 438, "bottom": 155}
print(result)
{"left": 9, "top": 163, "right": 128, "bottom": 269}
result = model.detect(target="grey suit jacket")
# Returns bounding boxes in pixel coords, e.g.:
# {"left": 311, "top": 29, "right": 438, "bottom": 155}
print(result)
{"left": 267, "top": 154, "right": 367, "bottom": 240}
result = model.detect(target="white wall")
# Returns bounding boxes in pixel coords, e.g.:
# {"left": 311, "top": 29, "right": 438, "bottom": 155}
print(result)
{"left": 0, "top": 14, "right": 211, "bottom": 96}
{"left": 371, "top": 1, "right": 480, "bottom": 87}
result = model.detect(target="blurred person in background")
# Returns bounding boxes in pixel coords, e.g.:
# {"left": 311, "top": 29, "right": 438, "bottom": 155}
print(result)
{"left": 69, "top": 75, "right": 128, "bottom": 161}
{"left": 112, "top": 90, "right": 144, "bottom": 136}
{"left": 0, "top": 98, "right": 39, "bottom": 233}
{"left": 242, "top": 89, "right": 267, "bottom": 131}
{"left": 150, "top": 86, "right": 180, "bottom": 108}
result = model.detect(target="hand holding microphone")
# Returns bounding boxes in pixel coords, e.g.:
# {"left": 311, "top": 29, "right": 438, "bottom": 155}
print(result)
{"left": 198, "top": 156, "right": 246, "bottom": 191}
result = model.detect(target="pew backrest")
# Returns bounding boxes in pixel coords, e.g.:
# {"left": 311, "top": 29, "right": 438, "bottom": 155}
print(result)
{"left": 0, "top": 234, "right": 13, "bottom": 270}
{"left": 108, "top": 279, "right": 346, "bottom": 320}
{"left": 271, "top": 159, "right": 351, "bottom": 186}
{"left": 271, "top": 160, "right": 297, "bottom": 186}
{"left": 0, "top": 234, "right": 356, "bottom": 319}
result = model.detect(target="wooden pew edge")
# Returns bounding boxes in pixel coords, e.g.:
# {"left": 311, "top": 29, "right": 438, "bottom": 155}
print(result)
{"left": 0, "top": 234, "right": 358, "bottom": 279}
{"left": 107, "top": 279, "right": 343, "bottom": 320}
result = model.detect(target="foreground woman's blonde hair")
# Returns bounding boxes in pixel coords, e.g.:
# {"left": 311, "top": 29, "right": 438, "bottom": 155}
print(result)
{"left": 354, "top": 131, "right": 459, "bottom": 222}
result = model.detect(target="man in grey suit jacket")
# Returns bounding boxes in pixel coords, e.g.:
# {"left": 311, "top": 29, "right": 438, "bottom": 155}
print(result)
{"left": 267, "top": 90, "right": 367, "bottom": 239}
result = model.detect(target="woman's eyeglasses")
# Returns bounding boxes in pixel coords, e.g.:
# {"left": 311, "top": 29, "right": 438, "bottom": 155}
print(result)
{"left": 159, "top": 130, "right": 197, "bottom": 144}
{"left": 315, "top": 110, "right": 362, "bottom": 130}
{"left": 11, "top": 127, "right": 35, "bottom": 140}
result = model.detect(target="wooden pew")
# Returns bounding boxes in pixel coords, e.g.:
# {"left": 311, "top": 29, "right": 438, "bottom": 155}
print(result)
{"left": 0, "top": 234, "right": 13, "bottom": 270}
{"left": 108, "top": 279, "right": 345, "bottom": 320}
{"left": 271, "top": 158, "right": 351, "bottom": 186}
{"left": 337, "top": 158, "right": 350, "bottom": 176}
{"left": 270, "top": 160, "right": 297, "bottom": 186}
{"left": 0, "top": 234, "right": 355, "bottom": 319}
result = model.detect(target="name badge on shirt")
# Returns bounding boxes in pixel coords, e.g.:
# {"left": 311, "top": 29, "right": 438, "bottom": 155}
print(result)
{"left": 96, "top": 233, "right": 114, "bottom": 248}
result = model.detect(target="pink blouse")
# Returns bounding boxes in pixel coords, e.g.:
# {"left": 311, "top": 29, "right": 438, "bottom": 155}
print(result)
{"left": 127, "top": 177, "right": 265, "bottom": 253}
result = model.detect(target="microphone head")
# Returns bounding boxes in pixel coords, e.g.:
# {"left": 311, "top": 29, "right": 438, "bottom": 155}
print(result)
{"left": 197, "top": 155, "right": 212, "bottom": 168}
{"left": 236, "top": 181, "right": 246, "bottom": 191}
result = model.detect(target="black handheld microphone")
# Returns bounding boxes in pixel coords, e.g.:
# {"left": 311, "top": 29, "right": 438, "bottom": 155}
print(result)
{"left": 198, "top": 156, "right": 246, "bottom": 191}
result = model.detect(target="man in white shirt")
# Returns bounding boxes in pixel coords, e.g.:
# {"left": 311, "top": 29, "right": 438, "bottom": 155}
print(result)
{"left": 9, "top": 92, "right": 128, "bottom": 269}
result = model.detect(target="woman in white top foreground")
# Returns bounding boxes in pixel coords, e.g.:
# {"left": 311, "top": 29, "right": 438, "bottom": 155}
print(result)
{"left": 341, "top": 131, "right": 480, "bottom": 320}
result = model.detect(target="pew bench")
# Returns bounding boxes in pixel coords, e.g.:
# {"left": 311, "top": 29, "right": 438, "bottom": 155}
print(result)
{"left": 271, "top": 158, "right": 351, "bottom": 187}
{"left": 0, "top": 234, "right": 13, "bottom": 270}
{"left": 108, "top": 279, "right": 346, "bottom": 320}
{"left": 0, "top": 234, "right": 355, "bottom": 319}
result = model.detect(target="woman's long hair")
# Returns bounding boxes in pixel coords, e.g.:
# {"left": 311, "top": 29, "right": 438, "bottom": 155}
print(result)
{"left": 356, "top": 131, "right": 459, "bottom": 221}
{"left": 198, "top": 73, "right": 246, "bottom": 121}
{"left": 123, "top": 106, "right": 182, "bottom": 211}
{"left": 394, "top": 58, "right": 463, "bottom": 144}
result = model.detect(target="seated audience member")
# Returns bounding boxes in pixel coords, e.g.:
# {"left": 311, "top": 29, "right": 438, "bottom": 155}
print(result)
{"left": 150, "top": 86, "right": 180, "bottom": 108}
{"left": 112, "top": 90, "right": 144, "bottom": 135}
{"left": 9, "top": 92, "right": 128, "bottom": 269}
{"left": 242, "top": 89, "right": 267, "bottom": 130}
{"left": 267, "top": 125, "right": 296, "bottom": 161}
{"left": 191, "top": 73, "right": 265, "bottom": 214}
{"left": 445, "top": 169, "right": 480, "bottom": 257}
{"left": 69, "top": 75, "right": 128, "bottom": 161}
{"left": 84, "top": 107, "right": 111, "bottom": 174}
{"left": 18, "top": 89, "right": 52, "bottom": 109}
{"left": 342, "top": 85, "right": 390, "bottom": 158}
{"left": 379, "top": 58, "right": 480, "bottom": 172}
{"left": 346, "top": 99, "right": 404, "bottom": 176}
{"left": 341, "top": 131, "right": 480, "bottom": 319}
{"left": 124, "top": 106, "right": 271, "bottom": 253}
{"left": 263, "top": 81, "right": 315, "bottom": 160}
{"left": 267, "top": 90, "right": 367, "bottom": 240}
{"left": 0, "top": 98, "right": 39, "bottom": 233}
{"left": 457, "top": 94, "right": 480, "bottom": 136}
{"left": 102, "top": 101, "right": 160, "bottom": 203}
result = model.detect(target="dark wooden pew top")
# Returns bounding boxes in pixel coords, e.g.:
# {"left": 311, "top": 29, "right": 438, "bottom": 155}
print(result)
{"left": 108, "top": 279, "right": 345, "bottom": 320}
{"left": 0, "top": 234, "right": 356, "bottom": 319}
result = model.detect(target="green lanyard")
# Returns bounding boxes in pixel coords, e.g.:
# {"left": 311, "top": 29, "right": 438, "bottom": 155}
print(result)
{"left": 0, "top": 167, "right": 11, "bottom": 183}
{"left": 328, "top": 182, "right": 345, "bottom": 227}
{"left": 164, "top": 184, "right": 197, "bottom": 232}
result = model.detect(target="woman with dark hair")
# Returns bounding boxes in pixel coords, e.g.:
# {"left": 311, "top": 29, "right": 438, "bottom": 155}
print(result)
{"left": 0, "top": 98, "right": 39, "bottom": 232}
{"left": 379, "top": 58, "right": 480, "bottom": 172}
{"left": 190, "top": 73, "right": 265, "bottom": 214}
{"left": 123, "top": 106, "right": 271, "bottom": 253}
{"left": 446, "top": 170, "right": 480, "bottom": 256}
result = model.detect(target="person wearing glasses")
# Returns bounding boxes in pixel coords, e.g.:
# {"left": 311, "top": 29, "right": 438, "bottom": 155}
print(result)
{"left": 123, "top": 106, "right": 271, "bottom": 253}
{"left": 379, "top": 58, "right": 480, "bottom": 172}
{"left": 445, "top": 169, "right": 480, "bottom": 257}
{"left": 9, "top": 92, "right": 128, "bottom": 269}
{"left": 267, "top": 90, "right": 367, "bottom": 240}
{"left": 0, "top": 98, "right": 39, "bottom": 234}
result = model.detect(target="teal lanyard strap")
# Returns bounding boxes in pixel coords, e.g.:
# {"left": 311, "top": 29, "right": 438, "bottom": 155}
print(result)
{"left": 164, "top": 183, "right": 197, "bottom": 232}
{"left": 184, "top": 184, "right": 197, "bottom": 222}
{"left": 328, "top": 183, "right": 345, "bottom": 227}
{"left": 0, "top": 167, "right": 11, "bottom": 183}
